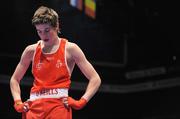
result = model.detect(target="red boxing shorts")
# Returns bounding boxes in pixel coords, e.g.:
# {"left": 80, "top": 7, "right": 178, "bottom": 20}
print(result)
{"left": 24, "top": 88, "right": 72, "bottom": 119}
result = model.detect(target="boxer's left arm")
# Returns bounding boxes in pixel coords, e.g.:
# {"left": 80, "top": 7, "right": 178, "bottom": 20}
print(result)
{"left": 64, "top": 42, "right": 101, "bottom": 110}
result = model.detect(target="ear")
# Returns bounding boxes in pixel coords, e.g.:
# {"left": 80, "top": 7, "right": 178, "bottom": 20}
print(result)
{"left": 56, "top": 22, "right": 60, "bottom": 33}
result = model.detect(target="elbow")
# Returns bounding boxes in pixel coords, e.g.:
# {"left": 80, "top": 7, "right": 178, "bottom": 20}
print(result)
{"left": 10, "top": 77, "right": 15, "bottom": 87}
{"left": 98, "top": 77, "right": 101, "bottom": 86}
{"left": 10, "top": 76, "right": 20, "bottom": 87}
{"left": 95, "top": 76, "right": 101, "bottom": 88}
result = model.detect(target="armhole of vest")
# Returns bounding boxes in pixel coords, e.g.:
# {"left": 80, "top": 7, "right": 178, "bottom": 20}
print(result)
{"left": 64, "top": 39, "right": 71, "bottom": 77}
{"left": 31, "top": 41, "right": 41, "bottom": 73}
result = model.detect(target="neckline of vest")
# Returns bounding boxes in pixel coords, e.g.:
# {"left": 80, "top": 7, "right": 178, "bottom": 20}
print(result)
{"left": 40, "top": 38, "right": 62, "bottom": 55}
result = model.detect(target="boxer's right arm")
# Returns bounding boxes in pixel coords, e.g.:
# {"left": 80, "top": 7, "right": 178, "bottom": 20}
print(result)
{"left": 10, "top": 45, "right": 35, "bottom": 111}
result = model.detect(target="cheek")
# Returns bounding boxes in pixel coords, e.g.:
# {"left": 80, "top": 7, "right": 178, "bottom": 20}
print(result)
{"left": 50, "top": 31, "right": 57, "bottom": 37}
{"left": 39, "top": 34, "right": 46, "bottom": 39}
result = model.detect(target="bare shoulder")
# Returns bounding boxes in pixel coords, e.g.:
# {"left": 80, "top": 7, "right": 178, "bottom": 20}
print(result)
{"left": 66, "top": 41, "right": 86, "bottom": 62}
{"left": 24, "top": 43, "right": 37, "bottom": 54}
{"left": 66, "top": 41, "right": 78, "bottom": 51}
{"left": 25, "top": 44, "right": 37, "bottom": 51}
{"left": 21, "top": 43, "right": 38, "bottom": 61}
{"left": 66, "top": 41, "right": 82, "bottom": 56}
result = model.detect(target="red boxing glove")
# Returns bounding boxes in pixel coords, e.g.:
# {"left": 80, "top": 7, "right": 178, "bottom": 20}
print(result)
{"left": 68, "top": 97, "right": 87, "bottom": 110}
{"left": 14, "top": 100, "right": 28, "bottom": 113}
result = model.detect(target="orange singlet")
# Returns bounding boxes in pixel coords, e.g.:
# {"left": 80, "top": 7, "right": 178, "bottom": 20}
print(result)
{"left": 32, "top": 38, "right": 71, "bottom": 92}
{"left": 25, "top": 38, "right": 72, "bottom": 119}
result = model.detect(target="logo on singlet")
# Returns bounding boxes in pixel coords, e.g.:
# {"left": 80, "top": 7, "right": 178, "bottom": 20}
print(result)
{"left": 36, "top": 62, "right": 43, "bottom": 70}
{"left": 56, "top": 60, "right": 63, "bottom": 68}
{"left": 36, "top": 59, "right": 63, "bottom": 70}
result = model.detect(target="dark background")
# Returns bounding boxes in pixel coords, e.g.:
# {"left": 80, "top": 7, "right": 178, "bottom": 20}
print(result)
{"left": 1, "top": 0, "right": 180, "bottom": 119}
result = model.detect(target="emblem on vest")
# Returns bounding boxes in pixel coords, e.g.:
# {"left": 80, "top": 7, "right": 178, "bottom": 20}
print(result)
{"left": 56, "top": 60, "right": 63, "bottom": 68}
{"left": 36, "top": 62, "right": 43, "bottom": 70}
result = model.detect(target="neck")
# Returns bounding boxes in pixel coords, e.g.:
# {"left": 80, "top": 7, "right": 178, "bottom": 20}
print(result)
{"left": 42, "top": 37, "right": 61, "bottom": 53}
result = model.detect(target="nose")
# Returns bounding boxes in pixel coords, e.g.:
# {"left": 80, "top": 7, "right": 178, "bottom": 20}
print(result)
{"left": 39, "top": 32, "right": 48, "bottom": 39}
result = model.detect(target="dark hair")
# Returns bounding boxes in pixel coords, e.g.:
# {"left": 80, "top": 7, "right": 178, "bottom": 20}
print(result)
{"left": 32, "top": 6, "right": 59, "bottom": 28}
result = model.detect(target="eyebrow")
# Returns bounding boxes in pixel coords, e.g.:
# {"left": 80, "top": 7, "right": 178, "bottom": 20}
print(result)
{"left": 36, "top": 27, "right": 50, "bottom": 31}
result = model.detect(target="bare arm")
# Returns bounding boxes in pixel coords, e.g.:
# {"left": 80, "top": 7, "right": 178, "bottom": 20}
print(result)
{"left": 68, "top": 43, "right": 101, "bottom": 102}
{"left": 10, "top": 45, "right": 35, "bottom": 101}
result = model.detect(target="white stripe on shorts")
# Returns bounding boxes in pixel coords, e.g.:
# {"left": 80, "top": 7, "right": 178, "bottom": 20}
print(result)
{"left": 29, "top": 88, "right": 68, "bottom": 101}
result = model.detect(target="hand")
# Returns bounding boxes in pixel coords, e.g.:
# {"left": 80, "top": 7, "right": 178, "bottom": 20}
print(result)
{"left": 14, "top": 100, "right": 29, "bottom": 113}
{"left": 67, "top": 97, "right": 87, "bottom": 110}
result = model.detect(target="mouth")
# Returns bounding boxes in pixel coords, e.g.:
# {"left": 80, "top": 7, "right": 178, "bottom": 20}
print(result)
{"left": 43, "top": 39, "right": 49, "bottom": 42}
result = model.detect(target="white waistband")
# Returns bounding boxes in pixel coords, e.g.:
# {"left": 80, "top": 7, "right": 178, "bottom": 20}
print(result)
{"left": 29, "top": 88, "right": 68, "bottom": 101}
